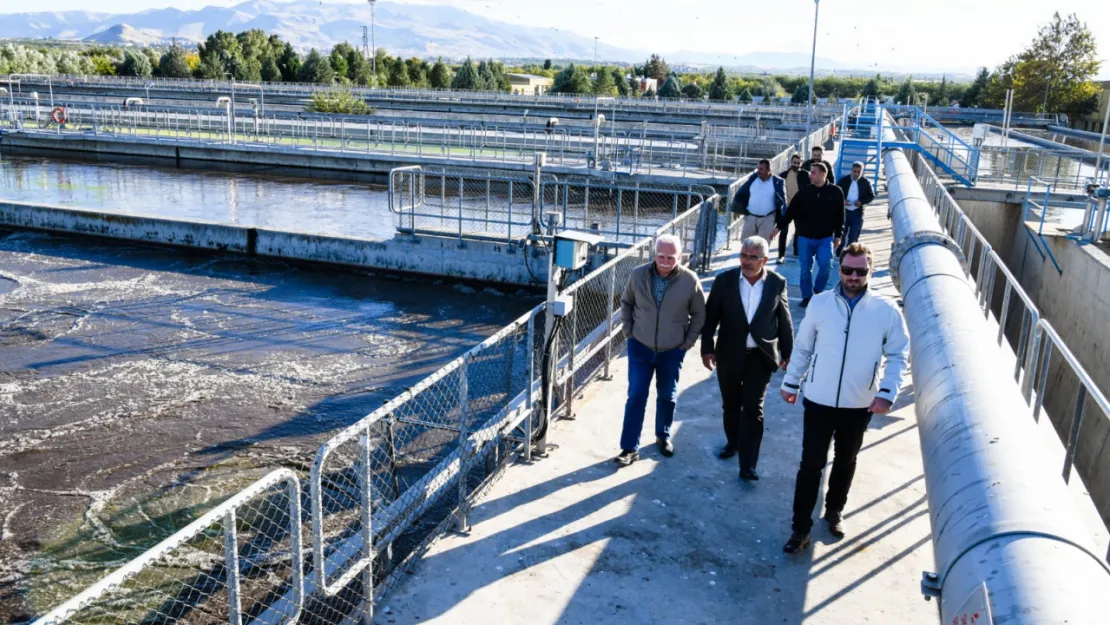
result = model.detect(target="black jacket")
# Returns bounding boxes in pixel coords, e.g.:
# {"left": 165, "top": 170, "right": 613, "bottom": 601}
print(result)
{"left": 701, "top": 268, "right": 793, "bottom": 367}
{"left": 836, "top": 175, "right": 875, "bottom": 208}
{"left": 778, "top": 167, "right": 811, "bottom": 196}
{"left": 801, "top": 158, "right": 835, "bottom": 177}
{"left": 781, "top": 181, "right": 845, "bottom": 240}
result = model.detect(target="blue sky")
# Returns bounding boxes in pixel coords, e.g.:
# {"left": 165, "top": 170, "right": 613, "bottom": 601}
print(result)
{"left": 5, "top": 0, "right": 1110, "bottom": 77}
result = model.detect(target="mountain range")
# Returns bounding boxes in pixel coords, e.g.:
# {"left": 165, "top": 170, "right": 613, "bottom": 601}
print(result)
{"left": 0, "top": 0, "right": 968, "bottom": 77}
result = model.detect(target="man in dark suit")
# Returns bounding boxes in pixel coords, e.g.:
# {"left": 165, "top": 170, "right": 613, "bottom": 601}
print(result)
{"left": 701, "top": 236, "right": 794, "bottom": 481}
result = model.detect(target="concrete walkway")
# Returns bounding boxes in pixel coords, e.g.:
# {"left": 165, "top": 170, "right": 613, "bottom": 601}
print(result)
{"left": 381, "top": 191, "right": 938, "bottom": 624}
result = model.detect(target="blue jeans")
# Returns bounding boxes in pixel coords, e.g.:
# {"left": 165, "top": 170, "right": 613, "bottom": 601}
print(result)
{"left": 798, "top": 235, "right": 834, "bottom": 300}
{"left": 837, "top": 209, "right": 864, "bottom": 255}
{"left": 620, "top": 337, "right": 686, "bottom": 452}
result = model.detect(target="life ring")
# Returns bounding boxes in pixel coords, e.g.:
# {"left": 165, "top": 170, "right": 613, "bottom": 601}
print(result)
{"left": 51, "top": 106, "right": 66, "bottom": 125}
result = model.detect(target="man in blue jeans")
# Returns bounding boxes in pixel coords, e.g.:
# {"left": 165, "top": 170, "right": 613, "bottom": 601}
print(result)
{"left": 772, "top": 162, "right": 844, "bottom": 308}
{"left": 615, "top": 234, "right": 706, "bottom": 465}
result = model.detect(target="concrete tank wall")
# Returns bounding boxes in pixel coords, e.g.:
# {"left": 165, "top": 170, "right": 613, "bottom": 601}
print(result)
{"left": 952, "top": 190, "right": 1110, "bottom": 524}
{"left": 0, "top": 200, "right": 550, "bottom": 287}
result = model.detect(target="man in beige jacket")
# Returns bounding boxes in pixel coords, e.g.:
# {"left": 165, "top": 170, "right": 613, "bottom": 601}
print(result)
{"left": 616, "top": 234, "right": 706, "bottom": 465}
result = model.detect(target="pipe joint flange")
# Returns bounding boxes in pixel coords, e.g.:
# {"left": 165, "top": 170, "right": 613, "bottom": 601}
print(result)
{"left": 890, "top": 230, "right": 966, "bottom": 291}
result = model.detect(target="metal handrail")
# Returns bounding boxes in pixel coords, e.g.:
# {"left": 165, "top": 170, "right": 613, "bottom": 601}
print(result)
{"left": 914, "top": 153, "right": 1110, "bottom": 517}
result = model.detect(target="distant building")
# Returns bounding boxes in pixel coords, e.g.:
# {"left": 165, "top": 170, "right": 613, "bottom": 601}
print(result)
{"left": 1076, "top": 80, "right": 1110, "bottom": 133}
{"left": 507, "top": 73, "right": 554, "bottom": 96}
{"left": 634, "top": 77, "right": 659, "bottom": 93}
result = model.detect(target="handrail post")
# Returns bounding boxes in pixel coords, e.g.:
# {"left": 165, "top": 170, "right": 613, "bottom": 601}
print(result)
{"left": 455, "top": 356, "right": 471, "bottom": 531}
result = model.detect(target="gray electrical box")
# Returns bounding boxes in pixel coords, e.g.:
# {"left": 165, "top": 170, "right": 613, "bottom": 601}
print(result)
{"left": 553, "top": 230, "right": 604, "bottom": 270}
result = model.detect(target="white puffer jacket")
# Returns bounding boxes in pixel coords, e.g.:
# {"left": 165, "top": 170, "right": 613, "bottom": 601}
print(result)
{"left": 781, "top": 286, "right": 910, "bottom": 409}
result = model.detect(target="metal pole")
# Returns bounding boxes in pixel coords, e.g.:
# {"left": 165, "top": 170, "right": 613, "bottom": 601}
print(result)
{"left": 803, "top": 0, "right": 820, "bottom": 155}
{"left": 1093, "top": 99, "right": 1110, "bottom": 185}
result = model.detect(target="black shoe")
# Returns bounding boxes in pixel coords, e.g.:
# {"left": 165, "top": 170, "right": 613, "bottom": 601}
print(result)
{"left": 718, "top": 444, "right": 737, "bottom": 460}
{"left": 783, "top": 531, "right": 811, "bottom": 554}
{"left": 824, "top": 513, "right": 845, "bottom": 539}
{"left": 739, "top": 467, "right": 760, "bottom": 481}
{"left": 657, "top": 437, "right": 674, "bottom": 457}
{"left": 800, "top": 297, "right": 811, "bottom": 308}
{"left": 614, "top": 450, "right": 639, "bottom": 466}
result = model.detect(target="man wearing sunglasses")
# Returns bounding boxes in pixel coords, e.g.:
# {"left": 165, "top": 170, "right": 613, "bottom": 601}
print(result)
{"left": 778, "top": 243, "right": 910, "bottom": 554}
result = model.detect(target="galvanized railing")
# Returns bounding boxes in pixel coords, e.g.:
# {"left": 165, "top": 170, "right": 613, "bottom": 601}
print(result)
{"left": 0, "top": 102, "right": 780, "bottom": 176}
{"left": 8, "top": 73, "right": 844, "bottom": 120}
{"left": 976, "top": 145, "right": 1097, "bottom": 191}
{"left": 30, "top": 186, "right": 726, "bottom": 625}
{"left": 913, "top": 153, "right": 1110, "bottom": 548}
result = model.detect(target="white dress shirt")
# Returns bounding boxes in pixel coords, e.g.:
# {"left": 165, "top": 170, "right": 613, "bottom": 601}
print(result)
{"left": 747, "top": 177, "right": 777, "bottom": 217}
{"left": 739, "top": 271, "right": 766, "bottom": 349}
{"left": 846, "top": 178, "right": 860, "bottom": 209}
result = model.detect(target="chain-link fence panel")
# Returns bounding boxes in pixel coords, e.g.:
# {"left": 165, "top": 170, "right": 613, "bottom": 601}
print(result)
{"left": 36, "top": 470, "right": 305, "bottom": 625}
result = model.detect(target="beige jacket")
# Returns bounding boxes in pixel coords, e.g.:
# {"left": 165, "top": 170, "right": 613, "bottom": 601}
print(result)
{"left": 620, "top": 262, "right": 706, "bottom": 352}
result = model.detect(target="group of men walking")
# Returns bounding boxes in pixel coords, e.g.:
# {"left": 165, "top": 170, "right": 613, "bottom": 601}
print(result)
{"left": 733, "top": 146, "right": 874, "bottom": 307}
{"left": 615, "top": 146, "right": 907, "bottom": 554}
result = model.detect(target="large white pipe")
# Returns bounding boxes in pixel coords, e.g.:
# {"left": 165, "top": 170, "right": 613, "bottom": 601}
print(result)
{"left": 884, "top": 145, "right": 1110, "bottom": 623}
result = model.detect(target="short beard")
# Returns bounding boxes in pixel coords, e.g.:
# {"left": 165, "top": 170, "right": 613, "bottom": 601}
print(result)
{"left": 841, "top": 282, "right": 868, "bottom": 297}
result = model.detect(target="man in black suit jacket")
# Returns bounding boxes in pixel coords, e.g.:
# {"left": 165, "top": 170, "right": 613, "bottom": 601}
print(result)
{"left": 701, "top": 236, "right": 794, "bottom": 481}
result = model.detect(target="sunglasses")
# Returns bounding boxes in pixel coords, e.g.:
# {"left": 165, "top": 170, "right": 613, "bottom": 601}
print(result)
{"left": 840, "top": 265, "right": 870, "bottom": 276}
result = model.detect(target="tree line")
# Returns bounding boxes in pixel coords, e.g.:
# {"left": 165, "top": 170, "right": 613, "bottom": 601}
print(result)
{"left": 0, "top": 11, "right": 1100, "bottom": 118}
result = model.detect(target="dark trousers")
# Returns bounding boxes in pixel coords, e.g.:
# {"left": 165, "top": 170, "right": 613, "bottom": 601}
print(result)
{"left": 836, "top": 208, "right": 864, "bottom": 256}
{"left": 620, "top": 337, "right": 686, "bottom": 452}
{"left": 777, "top": 222, "right": 798, "bottom": 259}
{"left": 791, "top": 399, "right": 872, "bottom": 532}
{"left": 717, "top": 351, "right": 774, "bottom": 470}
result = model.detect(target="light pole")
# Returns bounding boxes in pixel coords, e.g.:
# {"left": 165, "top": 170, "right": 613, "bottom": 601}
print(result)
{"left": 594, "top": 37, "right": 598, "bottom": 68}
{"left": 369, "top": 0, "right": 378, "bottom": 81}
{"left": 803, "top": 0, "right": 820, "bottom": 154}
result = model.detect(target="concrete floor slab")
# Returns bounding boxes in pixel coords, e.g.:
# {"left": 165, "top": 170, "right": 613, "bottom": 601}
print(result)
{"left": 383, "top": 188, "right": 939, "bottom": 624}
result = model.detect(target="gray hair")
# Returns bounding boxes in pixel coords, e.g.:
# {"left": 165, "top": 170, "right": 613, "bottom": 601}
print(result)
{"left": 741, "top": 236, "right": 770, "bottom": 258}
{"left": 852, "top": 161, "right": 865, "bottom": 169}
{"left": 655, "top": 234, "right": 683, "bottom": 254}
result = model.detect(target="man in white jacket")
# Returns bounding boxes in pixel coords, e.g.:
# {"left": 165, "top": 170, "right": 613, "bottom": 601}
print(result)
{"left": 779, "top": 242, "right": 910, "bottom": 553}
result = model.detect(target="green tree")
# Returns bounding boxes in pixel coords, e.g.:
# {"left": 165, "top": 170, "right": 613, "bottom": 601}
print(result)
{"left": 657, "top": 75, "right": 681, "bottom": 99}
{"left": 308, "top": 87, "right": 372, "bottom": 114}
{"left": 935, "top": 75, "right": 949, "bottom": 105}
{"left": 158, "top": 44, "right": 191, "bottom": 78}
{"left": 644, "top": 54, "right": 669, "bottom": 81}
{"left": 551, "top": 63, "right": 592, "bottom": 94}
{"left": 681, "top": 81, "right": 704, "bottom": 99}
{"left": 998, "top": 12, "right": 1101, "bottom": 116}
{"left": 236, "top": 29, "right": 269, "bottom": 64}
{"left": 118, "top": 49, "right": 152, "bottom": 77}
{"left": 387, "top": 57, "right": 411, "bottom": 87}
{"left": 593, "top": 67, "right": 616, "bottom": 95}
{"left": 197, "top": 30, "right": 242, "bottom": 77}
{"left": 543, "top": 58, "right": 552, "bottom": 70}
{"left": 862, "top": 75, "right": 882, "bottom": 99}
{"left": 707, "top": 67, "right": 733, "bottom": 101}
{"left": 791, "top": 81, "right": 810, "bottom": 104}
{"left": 738, "top": 87, "right": 753, "bottom": 103}
{"left": 277, "top": 43, "right": 301, "bottom": 82}
{"left": 430, "top": 57, "right": 452, "bottom": 88}
{"left": 613, "top": 68, "right": 629, "bottom": 96}
{"left": 260, "top": 56, "right": 282, "bottom": 82}
{"left": 628, "top": 75, "right": 642, "bottom": 97}
{"left": 345, "top": 48, "right": 373, "bottom": 85}
{"left": 298, "top": 49, "right": 335, "bottom": 83}
{"left": 406, "top": 57, "right": 429, "bottom": 87}
{"left": 452, "top": 57, "right": 480, "bottom": 90}
{"left": 329, "top": 44, "right": 354, "bottom": 83}
{"left": 896, "top": 77, "right": 916, "bottom": 104}
{"left": 960, "top": 67, "right": 990, "bottom": 107}
{"left": 229, "top": 55, "right": 262, "bottom": 81}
